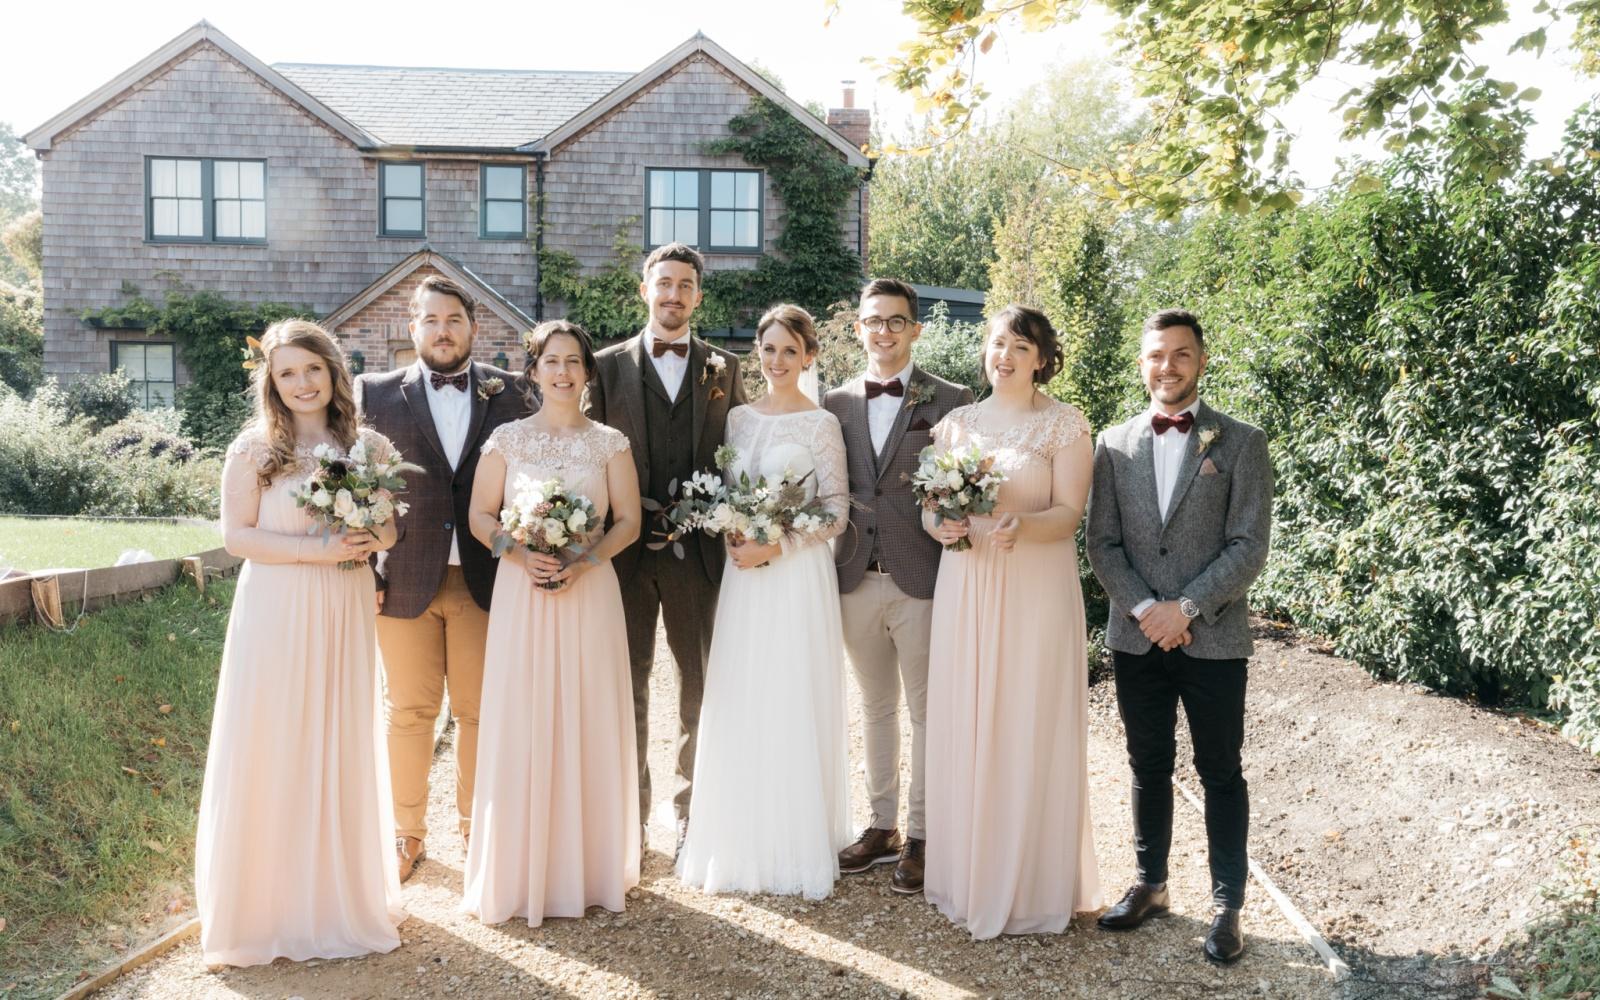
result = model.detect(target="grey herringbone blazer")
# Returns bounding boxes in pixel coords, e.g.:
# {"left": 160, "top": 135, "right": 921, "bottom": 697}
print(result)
{"left": 1086, "top": 401, "right": 1273, "bottom": 660}
{"left": 823, "top": 367, "right": 973, "bottom": 600}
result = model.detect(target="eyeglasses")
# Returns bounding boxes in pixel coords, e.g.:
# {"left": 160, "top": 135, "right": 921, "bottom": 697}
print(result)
{"left": 860, "top": 315, "right": 913, "bottom": 333}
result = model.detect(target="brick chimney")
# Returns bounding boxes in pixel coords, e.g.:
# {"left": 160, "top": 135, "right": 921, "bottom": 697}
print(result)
{"left": 826, "top": 80, "right": 871, "bottom": 152}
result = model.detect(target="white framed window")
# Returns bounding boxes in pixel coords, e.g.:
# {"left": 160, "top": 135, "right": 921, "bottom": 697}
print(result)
{"left": 146, "top": 157, "right": 266, "bottom": 243}
{"left": 646, "top": 168, "right": 763, "bottom": 252}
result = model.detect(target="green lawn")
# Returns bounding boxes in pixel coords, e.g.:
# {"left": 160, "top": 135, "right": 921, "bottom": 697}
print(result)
{"left": 0, "top": 517, "right": 221, "bottom": 573}
{"left": 0, "top": 580, "right": 232, "bottom": 999}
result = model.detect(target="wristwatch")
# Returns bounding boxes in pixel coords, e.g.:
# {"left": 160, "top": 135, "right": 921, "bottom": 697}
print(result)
{"left": 1178, "top": 596, "right": 1200, "bottom": 619}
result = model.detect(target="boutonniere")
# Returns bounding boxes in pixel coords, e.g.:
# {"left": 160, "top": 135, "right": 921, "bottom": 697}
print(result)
{"left": 476, "top": 376, "right": 505, "bottom": 402}
{"left": 1197, "top": 425, "right": 1221, "bottom": 455}
{"left": 700, "top": 353, "right": 727, "bottom": 385}
{"left": 904, "top": 379, "right": 936, "bottom": 411}
{"left": 240, "top": 335, "right": 265, "bottom": 371}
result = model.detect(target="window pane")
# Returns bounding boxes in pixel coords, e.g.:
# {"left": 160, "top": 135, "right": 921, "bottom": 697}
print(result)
{"left": 710, "top": 211, "right": 733, "bottom": 247}
{"left": 674, "top": 171, "right": 698, "bottom": 207}
{"left": 710, "top": 172, "right": 734, "bottom": 209}
{"left": 485, "top": 200, "right": 522, "bottom": 234}
{"left": 147, "top": 345, "right": 175, "bottom": 381}
{"left": 152, "top": 199, "right": 178, "bottom": 236}
{"left": 151, "top": 159, "right": 176, "bottom": 198}
{"left": 674, "top": 209, "right": 698, "bottom": 244}
{"left": 214, "top": 160, "right": 238, "bottom": 198}
{"left": 117, "top": 344, "right": 146, "bottom": 381}
{"left": 384, "top": 163, "right": 422, "bottom": 198}
{"left": 241, "top": 201, "right": 266, "bottom": 238}
{"left": 215, "top": 201, "right": 240, "bottom": 238}
{"left": 386, "top": 199, "right": 422, "bottom": 233}
{"left": 649, "top": 170, "right": 671, "bottom": 207}
{"left": 737, "top": 172, "right": 760, "bottom": 209}
{"left": 147, "top": 382, "right": 175, "bottom": 408}
{"left": 736, "top": 211, "right": 759, "bottom": 248}
{"left": 484, "top": 165, "right": 521, "bottom": 200}
{"left": 177, "top": 160, "right": 202, "bottom": 197}
{"left": 178, "top": 199, "right": 203, "bottom": 236}
{"left": 649, "top": 208, "right": 671, "bottom": 245}
{"left": 239, "top": 161, "right": 265, "bottom": 199}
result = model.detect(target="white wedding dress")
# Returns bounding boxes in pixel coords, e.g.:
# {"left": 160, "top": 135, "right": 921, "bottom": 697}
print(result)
{"left": 675, "top": 405, "right": 853, "bottom": 899}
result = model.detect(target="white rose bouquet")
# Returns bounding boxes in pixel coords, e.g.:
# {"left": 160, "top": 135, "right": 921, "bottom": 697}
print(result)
{"left": 291, "top": 438, "right": 419, "bottom": 569}
{"left": 907, "top": 442, "right": 1006, "bottom": 551}
{"left": 491, "top": 474, "right": 599, "bottom": 590}
{"left": 646, "top": 443, "right": 836, "bottom": 562}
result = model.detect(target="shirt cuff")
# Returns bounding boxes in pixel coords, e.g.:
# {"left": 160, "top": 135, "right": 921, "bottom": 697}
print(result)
{"left": 1131, "top": 598, "right": 1156, "bottom": 620}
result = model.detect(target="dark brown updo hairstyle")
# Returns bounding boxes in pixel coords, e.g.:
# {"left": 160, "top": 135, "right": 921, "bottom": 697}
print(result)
{"left": 756, "top": 303, "right": 820, "bottom": 359}
{"left": 520, "top": 320, "right": 596, "bottom": 406}
{"left": 986, "top": 304, "right": 1064, "bottom": 385}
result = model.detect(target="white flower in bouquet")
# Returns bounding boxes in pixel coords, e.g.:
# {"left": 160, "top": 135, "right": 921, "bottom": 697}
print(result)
{"left": 332, "top": 489, "right": 356, "bottom": 519}
{"left": 566, "top": 509, "right": 589, "bottom": 533}
{"left": 312, "top": 442, "right": 337, "bottom": 461}
{"left": 311, "top": 487, "right": 332, "bottom": 507}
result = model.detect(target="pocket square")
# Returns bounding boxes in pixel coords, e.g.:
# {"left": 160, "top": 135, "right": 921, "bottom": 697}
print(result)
{"left": 909, "top": 417, "right": 933, "bottom": 432}
{"left": 1200, "top": 457, "right": 1220, "bottom": 476}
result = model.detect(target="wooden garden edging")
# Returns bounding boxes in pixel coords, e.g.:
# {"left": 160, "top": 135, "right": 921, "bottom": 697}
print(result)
{"left": 0, "top": 546, "right": 243, "bottom": 628}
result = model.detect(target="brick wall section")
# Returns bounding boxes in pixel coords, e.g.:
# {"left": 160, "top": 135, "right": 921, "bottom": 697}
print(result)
{"left": 827, "top": 106, "right": 871, "bottom": 266}
{"left": 541, "top": 54, "right": 864, "bottom": 315}
{"left": 38, "top": 41, "right": 537, "bottom": 382}
{"left": 331, "top": 264, "right": 524, "bottom": 374}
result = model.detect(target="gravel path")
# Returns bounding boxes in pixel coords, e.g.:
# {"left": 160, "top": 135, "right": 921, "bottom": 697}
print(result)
{"left": 96, "top": 621, "right": 1334, "bottom": 999}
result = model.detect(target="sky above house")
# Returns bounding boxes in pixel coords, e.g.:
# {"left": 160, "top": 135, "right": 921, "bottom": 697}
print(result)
{"left": 5, "top": 0, "right": 1595, "bottom": 194}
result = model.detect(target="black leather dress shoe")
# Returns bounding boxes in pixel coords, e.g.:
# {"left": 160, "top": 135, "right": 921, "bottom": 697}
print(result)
{"left": 1097, "top": 883, "right": 1171, "bottom": 930}
{"left": 890, "top": 838, "right": 925, "bottom": 895}
{"left": 1205, "top": 907, "right": 1245, "bottom": 963}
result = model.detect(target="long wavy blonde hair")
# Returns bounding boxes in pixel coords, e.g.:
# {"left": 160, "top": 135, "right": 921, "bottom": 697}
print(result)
{"left": 245, "top": 319, "right": 360, "bottom": 486}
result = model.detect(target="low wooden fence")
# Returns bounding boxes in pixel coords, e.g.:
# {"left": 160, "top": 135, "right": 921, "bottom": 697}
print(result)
{"left": 0, "top": 545, "right": 242, "bottom": 628}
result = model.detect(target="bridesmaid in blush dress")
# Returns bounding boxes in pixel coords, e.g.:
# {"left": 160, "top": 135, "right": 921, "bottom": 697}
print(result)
{"left": 197, "top": 319, "right": 405, "bottom": 967}
{"left": 461, "top": 320, "right": 642, "bottom": 926}
{"left": 923, "top": 305, "right": 1102, "bottom": 939}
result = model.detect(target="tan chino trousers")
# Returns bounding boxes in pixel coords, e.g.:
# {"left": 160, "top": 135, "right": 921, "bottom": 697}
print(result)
{"left": 840, "top": 570, "right": 934, "bottom": 840}
{"left": 376, "top": 566, "right": 487, "bottom": 843}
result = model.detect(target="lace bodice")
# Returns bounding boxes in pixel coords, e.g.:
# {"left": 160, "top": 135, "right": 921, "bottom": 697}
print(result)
{"left": 724, "top": 405, "right": 849, "bottom": 546}
{"left": 932, "top": 401, "right": 1090, "bottom": 515}
{"left": 482, "top": 418, "right": 630, "bottom": 521}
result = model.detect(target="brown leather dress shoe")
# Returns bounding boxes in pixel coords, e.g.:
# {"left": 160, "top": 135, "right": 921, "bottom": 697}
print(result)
{"left": 1205, "top": 907, "right": 1245, "bottom": 963}
{"left": 838, "top": 827, "right": 903, "bottom": 874}
{"left": 396, "top": 836, "right": 426, "bottom": 883}
{"left": 890, "top": 837, "right": 925, "bottom": 895}
{"left": 1096, "top": 883, "right": 1170, "bottom": 930}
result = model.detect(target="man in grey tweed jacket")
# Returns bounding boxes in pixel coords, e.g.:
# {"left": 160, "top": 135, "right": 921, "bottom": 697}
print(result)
{"left": 1086, "top": 308, "right": 1273, "bottom": 964}
{"left": 823, "top": 278, "right": 972, "bottom": 896}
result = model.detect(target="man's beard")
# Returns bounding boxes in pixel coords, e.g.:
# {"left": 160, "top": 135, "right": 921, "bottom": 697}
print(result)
{"left": 426, "top": 341, "right": 472, "bottom": 372}
{"left": 654, "top": 307, "right": 690, "bottom": 334}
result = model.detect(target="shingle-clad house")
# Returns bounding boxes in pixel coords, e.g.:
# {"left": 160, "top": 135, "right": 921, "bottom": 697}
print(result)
{"left": 24, "top": 21, "right": 872, "bottom": 402}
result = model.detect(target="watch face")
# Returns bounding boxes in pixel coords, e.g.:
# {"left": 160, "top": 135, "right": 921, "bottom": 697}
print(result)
{"left": 1180, "top": 598, "right": 1200, "bottom": 618}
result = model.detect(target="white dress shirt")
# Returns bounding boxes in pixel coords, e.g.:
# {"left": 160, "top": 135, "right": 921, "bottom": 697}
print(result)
{"left": 643, "top": 328, "right": 690, "bottom": 401}
{"left": 866, "top": 361, "right": 915, "bottom": 456}
{"left": 1133, "top": 400, "right": 1199, "bottom": 619}
{"left": 419, "top": 360, "right": 473, "bottom": 566}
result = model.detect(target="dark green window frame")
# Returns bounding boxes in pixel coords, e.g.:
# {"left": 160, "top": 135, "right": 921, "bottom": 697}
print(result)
{"left": 110, "top": 341, "right": 177, "bottom": 409}
{"left": 144, "top": 156, "right": 267, "bottom": 245}
{"left": 645, "top": 168, "right": 763, "bottom": 253}
{"left": 379, "top": 161, "right": 426, "bottom": 238}
{"left": 480, "top": 163, "right": 527, "bottom": 239}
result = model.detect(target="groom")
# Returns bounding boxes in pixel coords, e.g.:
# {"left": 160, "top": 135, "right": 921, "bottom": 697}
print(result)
{"left": 824, "top": 278, "right": 972, "bottom": 894}
{"left": 356, "top": 275, "right": 532, "bottom": 881}
{"left": 1086, "top": 309, "right": 1272, "bottom": 963}
{"left": 587, "top": 242, "right": 746, "bottom": 849}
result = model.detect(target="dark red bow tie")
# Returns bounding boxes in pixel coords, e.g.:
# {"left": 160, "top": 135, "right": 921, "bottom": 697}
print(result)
{"left": 651, "top": 338, "right": 689, "bottom": 359}
{"left": 429, "top": 371, "right": 469, "bottom": 392}
{"left": 866, "top": 378, "right": 905, "bottom": 399}
{"left": 1152, "top": 411, "right": 1195, "bottom": 435}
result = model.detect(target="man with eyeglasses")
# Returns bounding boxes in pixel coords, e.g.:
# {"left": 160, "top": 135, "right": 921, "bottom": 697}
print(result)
{"left": 823, "top": 278, "right": 973, "bottom": 895}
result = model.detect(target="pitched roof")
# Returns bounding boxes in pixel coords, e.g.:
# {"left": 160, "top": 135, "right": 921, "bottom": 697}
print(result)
{"left": 25, "top": 21, "right": 376, "bottom": 152}
{"left": 274, "top": 64, "right": 632, "bottom": 149}
{"left": 322, "top": 248, "right": 535, "bottom": 334}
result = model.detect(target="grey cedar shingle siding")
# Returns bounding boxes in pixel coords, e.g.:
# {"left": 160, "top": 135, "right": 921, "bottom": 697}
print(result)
{"left": 38, "top": 40, "right": 863, "bottom": 381}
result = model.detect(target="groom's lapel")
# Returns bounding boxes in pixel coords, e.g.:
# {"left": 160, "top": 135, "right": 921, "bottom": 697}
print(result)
{"left": 874, "top": 367, "right": 921, "bottom": 483}
{"left": 618, "top": 334, "right": 650, "bottom": 443}
{"left": 1129, "top": 417, "right": 1162, "bottom": 531}
{"left": 1161, "top": 401, "right": 1211, "bottom": 530}
{"left": 688, "top": 335, "right": 708, "bottom": 448}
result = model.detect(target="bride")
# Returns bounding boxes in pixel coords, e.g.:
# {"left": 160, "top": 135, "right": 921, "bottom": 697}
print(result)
{"left": 675, "top": 304, "right": 852, "bottom": 899}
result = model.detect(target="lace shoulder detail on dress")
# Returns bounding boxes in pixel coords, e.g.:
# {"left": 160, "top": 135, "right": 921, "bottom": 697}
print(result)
{"left": 225, "top": 428, "right": 273, "bottom": 468}
{"left": 931, "top": 403, "right": 977, "bottom": 449}
{"left": 594, "top": 423, "right": 631, "bottom": 462}
{"left": 1036, "top": 402, "right": 1090, "bottom": 458}
{"left": 483, "top": 417, "right": 625, "bottom": 472}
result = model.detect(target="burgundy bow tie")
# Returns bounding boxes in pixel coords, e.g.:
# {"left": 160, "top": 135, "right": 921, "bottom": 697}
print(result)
{"left": 429, "top": 371, "right": 469, "bottom": 392}
{"left": 1152, "top": 411, "right": 1195, "bottom": 435}
{"left": 651, "top": 338, "right": 689, "bottom": 359}
{"left": 866, "top": 378, "right": 905, "bottom": 399}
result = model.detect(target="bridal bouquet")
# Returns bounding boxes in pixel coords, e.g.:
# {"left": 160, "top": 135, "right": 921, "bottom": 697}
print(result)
{"left": 292, "top": 439, "right": 419, "bottom": 569}
{"left": 647, "top": 443, "right": 836, "bottom": 558}
{"left": 491, "top": 474, "right": 598, "bottom": 590}
{"left": 908, "top": 443, "right": 1006, "bottom": 551}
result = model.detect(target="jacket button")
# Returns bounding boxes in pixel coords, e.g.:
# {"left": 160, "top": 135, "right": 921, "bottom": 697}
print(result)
{"left": 874, "top": 488, "right": 883, "bottom": 497}
{"left": 866, "top": 526, "right": 875, "bottom": 535}
{"left": 1159, "top": 546, "right": 1168, "bottom": 555}
{"left": 444, "top": 521, "right": 453, "bottom": 531}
